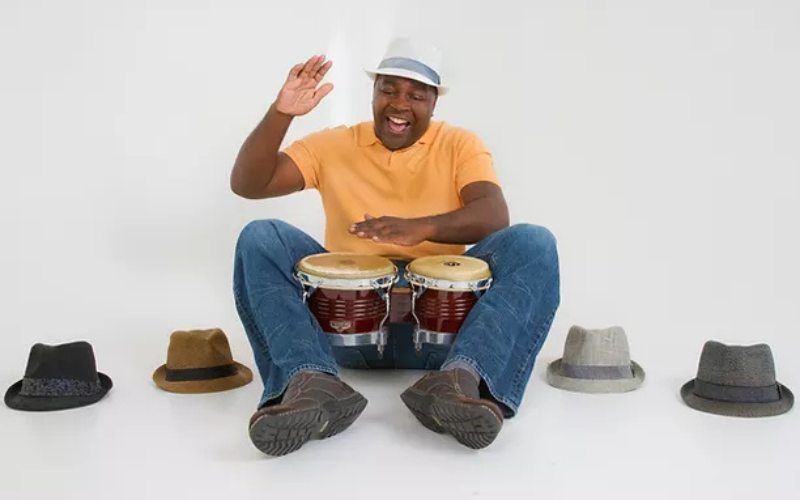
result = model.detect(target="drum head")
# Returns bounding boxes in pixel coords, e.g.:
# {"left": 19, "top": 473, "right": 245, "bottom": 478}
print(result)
{"left": 297, "top": 253, "right": 397, "bottom": 279}
{"left": 407, "top": 255, "right": 491, "bottom": 282}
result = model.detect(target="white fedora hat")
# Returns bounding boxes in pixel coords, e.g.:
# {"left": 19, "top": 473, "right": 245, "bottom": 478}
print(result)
{"left": 365, "top": 37, "right": 448, "bottom": 95}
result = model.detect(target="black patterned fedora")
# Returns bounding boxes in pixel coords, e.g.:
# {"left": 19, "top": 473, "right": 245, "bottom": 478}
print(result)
{"left": 5, "top": 341, "right": 113, "bottom": 411}
{"left": 681, "top": 340, "right": 793, "bottom": 418}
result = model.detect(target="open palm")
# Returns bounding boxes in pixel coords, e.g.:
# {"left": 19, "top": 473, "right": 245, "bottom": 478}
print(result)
{"left": 275, "top": 55, "right": 334, "bottom": 116}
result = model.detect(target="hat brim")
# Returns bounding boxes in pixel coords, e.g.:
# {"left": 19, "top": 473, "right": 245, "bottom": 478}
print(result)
{"left": 546, "top": 359, "right": 645, "bottom": 394}
{"left": 680, "top": 379, "right": 794, "bottom": 418}
{"left": 4, "top": 373, "right": 113, "bottom": 412}
{"left": 365, "top": 68, "right": 448, "bottom": 95}
{"left": 152, "top": 362, "right": 253, "bottom": 394}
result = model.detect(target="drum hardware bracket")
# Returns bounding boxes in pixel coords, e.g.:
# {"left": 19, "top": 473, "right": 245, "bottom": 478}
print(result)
{"left": 300, "top": 285, "right": 318, "bottom": 304}
{"left": 413, "top": 329, "right": 457, "bottom": 352}
{"left": 409, "top": 283, "right": 427, "bottom": 353}
{"left": 375, "top": 276, "right": 397, "bottom": 359}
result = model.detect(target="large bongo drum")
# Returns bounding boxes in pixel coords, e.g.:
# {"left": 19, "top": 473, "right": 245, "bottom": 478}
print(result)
{"left": 295, "top": 253, "right": 398, "bottom": 355}
{"left": 405, "top": 255, "right": 492, "bottom": 351}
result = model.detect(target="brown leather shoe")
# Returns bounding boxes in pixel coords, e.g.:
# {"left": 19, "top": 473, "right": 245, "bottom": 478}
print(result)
{"left": 249, "top": 371, "right": 367, "bottom": 456}
{"left": 400, "top": 369, "right": 503, "bottom": 449}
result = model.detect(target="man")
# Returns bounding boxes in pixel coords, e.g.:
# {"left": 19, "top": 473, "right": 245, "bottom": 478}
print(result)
{"left": 230, "top": 38, "right": 560, "bottom": 456}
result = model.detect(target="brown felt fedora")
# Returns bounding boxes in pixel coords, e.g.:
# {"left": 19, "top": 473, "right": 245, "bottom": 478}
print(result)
{"left": 153, "top": 329, "right": 252, "bottom": 393}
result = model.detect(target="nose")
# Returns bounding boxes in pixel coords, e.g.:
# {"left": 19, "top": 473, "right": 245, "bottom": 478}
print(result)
{"left": 388, "top": 99, "right": 411, "bottom": 113}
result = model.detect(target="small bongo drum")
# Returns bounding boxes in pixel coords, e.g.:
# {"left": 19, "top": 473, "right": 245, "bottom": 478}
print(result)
{"left": 405, "top": 255, "right": 492, "bottom": 351}
{"left": 295, "top": 253, "right": 398, "bottom": 355}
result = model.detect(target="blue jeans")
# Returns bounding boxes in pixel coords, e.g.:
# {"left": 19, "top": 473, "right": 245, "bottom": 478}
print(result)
{"left": 233, "top": 221, "right": 560, "bottom": 416}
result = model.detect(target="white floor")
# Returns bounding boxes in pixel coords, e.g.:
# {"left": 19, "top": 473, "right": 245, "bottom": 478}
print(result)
{"left": 2, "top": 319, "right": 798, "bottom": 500}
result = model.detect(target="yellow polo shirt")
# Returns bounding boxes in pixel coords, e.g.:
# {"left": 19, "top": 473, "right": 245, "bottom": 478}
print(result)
{"left": 283, "top": 121, "right": 500, "bottom": 261}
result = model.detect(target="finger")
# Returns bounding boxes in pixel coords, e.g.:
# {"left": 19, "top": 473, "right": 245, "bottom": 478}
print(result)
{"left": 374, "top": 232, "right": 404, "bottom": 244}
{"left": 349, "top": 220, "right": 365, "bottom": 233}
{"left": 310, "top": 55, "right": 327, "bottom": 76}
{"left": 359, "top": 220, "right": 389, "bottom": 238}
{"left": 370, "top": 224, "right": 393, "bottom": 240}
{"left": 368, "top": 219, "right": 390, "bottom": 232}
{"left": 300, "top": 55, "right": 321, "bottom": 80}
{"left": 353, "top": 217, "right": 382, "bottom": 230}
{"left": 313, "top": 83, "right": 334, "bottom": 104}
{"left": 351, "top": 221, "right": 371, "bottom": 237}
{"left": 287, "top": 63, "right": 304, "bottom": 81}
{"left": 315, "top": 60, "right": 333, "bottom": 81}
{"left": 357, "top": 229, "right": 377, "bottom": 239}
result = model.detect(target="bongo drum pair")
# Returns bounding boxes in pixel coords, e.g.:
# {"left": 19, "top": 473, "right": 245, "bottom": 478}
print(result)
{"left": 295, "top": 253, "right": 492, "bottom": 355}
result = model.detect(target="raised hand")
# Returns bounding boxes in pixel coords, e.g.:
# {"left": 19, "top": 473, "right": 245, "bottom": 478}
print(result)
{"left": 275, "top": 55, "right": 334, "bottom": 116}
{"left": 349, "top": 214, "right": 435, "bottom": 247}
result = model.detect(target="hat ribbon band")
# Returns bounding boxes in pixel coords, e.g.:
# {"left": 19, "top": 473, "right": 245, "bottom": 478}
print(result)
{"left": 693, "top": 379, "right": 781, "bottom": 403}
{"left": 378, "top": 57, "right": 441, "bottom": 85}
{"left": 165, "top": 363, "right": 237, "bottom": 382}
{"left": 560, "top": 362, "right": 634, "bottom": 380}
{"left": 20, "top": 377, "right": 103, "bottom": 397}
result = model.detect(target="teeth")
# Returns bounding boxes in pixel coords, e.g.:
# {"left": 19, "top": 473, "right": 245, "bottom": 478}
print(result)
{"left": 389, "top": 117, "right": 409, "bottom": 125}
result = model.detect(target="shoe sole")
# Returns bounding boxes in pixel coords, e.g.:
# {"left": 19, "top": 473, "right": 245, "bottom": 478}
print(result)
{"left": 400, "top": 389, "right": 502, "bottom": 450}
{"left": 249, "top": 394, "right": 368, "bottom": 457}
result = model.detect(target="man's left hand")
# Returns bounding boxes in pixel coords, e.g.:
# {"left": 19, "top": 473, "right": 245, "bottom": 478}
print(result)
{"left": 349, "top": 214, "right": 434, "bottom": 246}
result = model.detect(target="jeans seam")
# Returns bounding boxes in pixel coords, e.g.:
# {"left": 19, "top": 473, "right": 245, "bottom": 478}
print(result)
{"left": 233, "top": 289, "right": 268, "bottom": 353}
{"left": 511, "top": 276, "right": 560, "bottom": 392}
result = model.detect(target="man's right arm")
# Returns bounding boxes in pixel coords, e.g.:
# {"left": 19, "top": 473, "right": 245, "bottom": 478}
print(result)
{"left": 230, "top": 104, "right": 304, "bottom": 199}
{"left": 230, "top": 55, "right": 333, "bottom": 200}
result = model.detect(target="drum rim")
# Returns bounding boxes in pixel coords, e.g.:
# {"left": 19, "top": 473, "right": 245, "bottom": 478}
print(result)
{"left": 296, "top": 253, "right": 397, "bottom": 279}
{"left": 296, "top": 270, "right": 398, "bottom": 290}
{"left": 406, "top": 255, "right": 491, "bottom": 282}
{"left": 405, "top": 270, "right": 492, "bottom": 291}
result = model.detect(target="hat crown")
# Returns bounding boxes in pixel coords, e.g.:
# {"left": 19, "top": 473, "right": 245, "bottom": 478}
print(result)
{"left": 367, "top": 37, "right": 448, "bottom": 94}
{"left": 696, "top": 341, "right": 777, "bottom": 387}
{"left": 380, "top": 37, "right": 443, "bottom": 75}
{"left": 24, "top": 341, "right": 100, "bottom": 382}
{"left": 562, "top": 326, "right": 632, "bottom": 367}
{"left": 165, "top": 329, "right": 234, "bottom": 369}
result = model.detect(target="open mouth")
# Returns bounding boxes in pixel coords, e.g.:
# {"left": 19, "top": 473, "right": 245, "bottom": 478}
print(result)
{"left": 386, "top": 116, "right": 411, "bottom": 135}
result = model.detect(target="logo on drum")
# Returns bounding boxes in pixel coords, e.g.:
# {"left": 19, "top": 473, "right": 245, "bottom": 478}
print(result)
{"left": 444, "top": 261, "right": 461, "bottom": 267}
{"left": 330, "top": 321, "right": 353, "bottom": 333}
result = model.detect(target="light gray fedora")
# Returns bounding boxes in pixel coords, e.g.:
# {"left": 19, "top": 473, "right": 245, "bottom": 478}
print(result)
{"left": 547, "top": 326, "right": 645, "bottom": 393}
{"left": 681, "top": 341, "right": 793, "bottom": 418}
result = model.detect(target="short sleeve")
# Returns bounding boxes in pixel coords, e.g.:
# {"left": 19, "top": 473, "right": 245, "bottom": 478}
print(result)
{"left": 454, "top": 130, "right": 501, "bottom": 193}
{"left": 282, "top": 132, "right": 325, "bottom": 191}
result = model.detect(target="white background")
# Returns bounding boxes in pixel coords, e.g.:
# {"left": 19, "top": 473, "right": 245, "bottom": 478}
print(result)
{"left": 1, "top": 0, "right": 798, "bottom": 498}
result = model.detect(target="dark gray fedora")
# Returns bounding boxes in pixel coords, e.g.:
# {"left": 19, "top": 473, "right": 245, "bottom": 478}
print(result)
{"left": 5, "top": 341, "right": 113, "bottom": 412}
{"left": 681, "top": 341, "right": 793, "bottom": 418}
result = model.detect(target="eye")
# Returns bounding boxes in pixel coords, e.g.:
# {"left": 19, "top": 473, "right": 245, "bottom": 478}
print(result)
{"left": 380, "top": 88, "right": 396, "bottom": 95}
{"left": 410, "top": 94, "right": 425, "bottom": 102}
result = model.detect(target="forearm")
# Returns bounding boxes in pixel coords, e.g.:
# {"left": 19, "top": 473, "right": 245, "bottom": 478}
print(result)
{"left": 420, "top": 197, "right": 510, "bottom": 245}
{"left": 230, "top": 103, "right": 294, "bottom": 196}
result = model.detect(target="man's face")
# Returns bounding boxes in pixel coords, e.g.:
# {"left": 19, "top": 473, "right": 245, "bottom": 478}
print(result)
{"left": 372, "top": 75, "right": 438, "bottom": 151}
